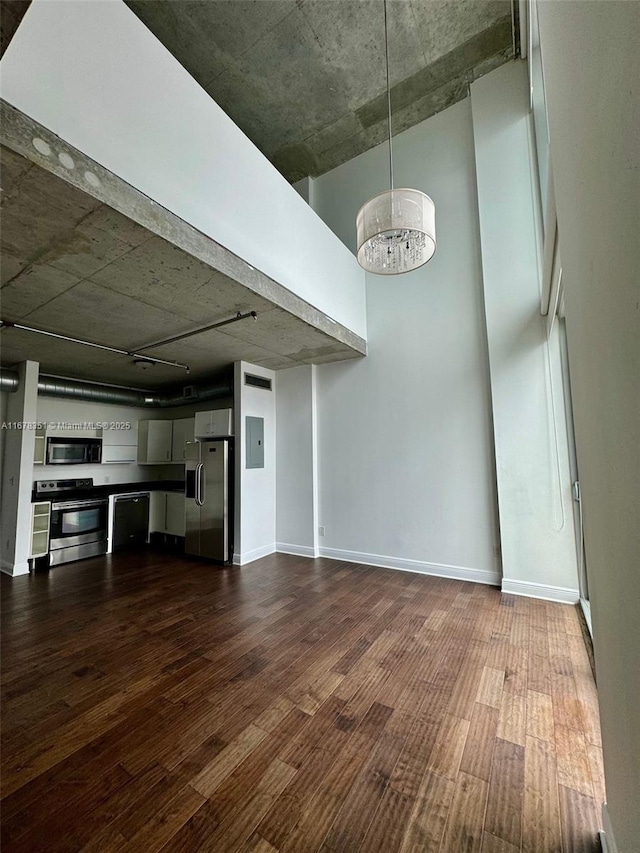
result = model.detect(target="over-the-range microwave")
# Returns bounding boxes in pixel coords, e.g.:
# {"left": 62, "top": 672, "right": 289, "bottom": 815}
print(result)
{"left": 46, "top": 437, "right": 102, "bottom": 465}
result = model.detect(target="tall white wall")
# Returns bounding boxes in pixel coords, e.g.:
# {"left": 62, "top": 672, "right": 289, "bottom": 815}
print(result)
{"left": 0, "top": 0, "right": 366, "bottom": 338}
{"left": 312, "top": 99, "right": 500, "bottom": 584}
{"left": 537, "top": 3, "right": 640, "bottom": 849}
{"left": 233, "top": 361, "right": 276, "bottom": 564}
{"left": 470, "top": 62, "right": 579, "bottom": 601}
{"left": 275, "top": 365, "right": 318, "bottom": 557}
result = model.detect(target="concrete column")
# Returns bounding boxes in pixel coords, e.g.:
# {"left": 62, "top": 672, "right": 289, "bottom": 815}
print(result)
{"left": 470, "top": 63, "right": 579, "bottom": 601}
{"left": 1, "top": 360, "right": 39, "bottom": 576}
{"left": 233, "top": 361, "right": 277, "bottom": 565}
{"left": 275, "top": 364, "right": 319, "bottom": 558}
{"left": 310, "top": 364, "right": 319, "bottom": 558}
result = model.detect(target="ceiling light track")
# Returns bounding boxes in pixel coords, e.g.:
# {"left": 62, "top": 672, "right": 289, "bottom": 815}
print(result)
{"left": 134, "top": 310, "right": 258, "bottom": 353}
{"left": 0, "top": 319, "right": 190, "bottom": 372}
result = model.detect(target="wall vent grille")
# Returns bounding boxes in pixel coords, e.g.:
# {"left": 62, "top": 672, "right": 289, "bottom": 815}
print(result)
{"left": 244, "top": 373, "right": 272, "bottom": 391}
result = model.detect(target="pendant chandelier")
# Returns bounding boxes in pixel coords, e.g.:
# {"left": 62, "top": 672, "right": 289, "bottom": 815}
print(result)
{"left": 356, "top": 1, "right": 436, "bottom": 275}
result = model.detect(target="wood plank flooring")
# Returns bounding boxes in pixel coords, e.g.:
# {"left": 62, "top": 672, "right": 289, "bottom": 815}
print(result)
{"left": 1, "top": 551, "right": 605, "bottom": 852}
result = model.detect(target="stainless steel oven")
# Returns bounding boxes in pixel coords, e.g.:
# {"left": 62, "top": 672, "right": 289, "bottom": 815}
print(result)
{"left": 49, "top": 498, "right": 108, "bottom": 565}
{"left": 46, "top": 437, "right": 102, "bottom": 465}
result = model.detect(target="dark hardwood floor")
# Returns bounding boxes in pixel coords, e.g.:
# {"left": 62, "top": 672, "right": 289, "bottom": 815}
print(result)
{"left": 1, "top": 551, "right": 605, "bottom": 852}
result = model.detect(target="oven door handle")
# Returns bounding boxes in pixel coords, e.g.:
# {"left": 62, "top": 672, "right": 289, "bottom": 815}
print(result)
{"left": 51, "top": 499, "right": 108, "bottom": 510}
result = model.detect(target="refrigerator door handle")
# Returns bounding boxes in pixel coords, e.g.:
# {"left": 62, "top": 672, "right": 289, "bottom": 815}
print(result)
{"left": 195, "top": 463, "right": 204, "bottom": 507}
{"left": 199, "top": 463, "right": 206, "bottom": 506}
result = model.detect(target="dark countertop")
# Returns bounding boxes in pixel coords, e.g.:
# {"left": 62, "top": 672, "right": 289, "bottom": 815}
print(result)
{"left": 32, "top": 480, "right": 185, "bottom": 502}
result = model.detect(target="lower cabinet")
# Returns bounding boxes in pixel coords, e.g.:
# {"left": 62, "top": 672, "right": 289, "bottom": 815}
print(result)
{"left": 149, "top": 491, "right": 185, "bottom": 537}
{"left": 165, "top": 492, "right": 186, "bottom": 536}
{"left": 30, "top": 501, "right": 51, "bottom": 558}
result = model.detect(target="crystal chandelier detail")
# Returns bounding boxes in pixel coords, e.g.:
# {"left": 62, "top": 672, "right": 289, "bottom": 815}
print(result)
{"left": 356, "top": 2, "right": 436, "bottom": 275}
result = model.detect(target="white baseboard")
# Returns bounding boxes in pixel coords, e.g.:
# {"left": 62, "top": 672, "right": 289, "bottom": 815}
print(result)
{"left": 0, "top": 558, "right": 30, "bottom": 576}
{"left": 233, "top": 542, "right": 276, "bottom": 566}
{"left": 501, "top": 578, "right": 579, "bottom": 604}
{"left": 600, "top": 803, "right": 619, "bottom": 853}
{"left": 276, "top": 542, "right": 319, "bottom": 559}
{"left": 316, "top": 546, "right": 500, "bottom": 587}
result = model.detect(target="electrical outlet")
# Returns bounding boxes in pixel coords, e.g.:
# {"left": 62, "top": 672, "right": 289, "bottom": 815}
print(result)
{"left": 318, "top": 526, "right": 325, "bottom": 537}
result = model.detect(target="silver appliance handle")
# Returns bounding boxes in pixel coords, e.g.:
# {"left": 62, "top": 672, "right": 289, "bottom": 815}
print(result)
{"left": 195, "top": 463, "right": 204, "bottom": 507}
{"left": 114, "top": 492, "right": 149, "bottom": 503}
{"left": 52, "top": 498, "right": 108, "bottom": 510}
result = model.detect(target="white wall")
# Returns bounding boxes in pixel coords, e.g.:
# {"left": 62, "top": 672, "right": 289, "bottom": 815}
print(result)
{"left": 275, "top": 365, "right": 318, "bottom": 556}
{"left": 311, "top": 99, "right": 500, "bottom": 584}
{"left": 0, "top": 0, "right": 367, "bottom": 339}
{"left": 233, "top": 361, "right": 276, "bottom": 564}
{"left": 537, "top": 3, "right": 640, "bottom": 849}
{"left": 470, "top": 62, "right": 579, "bottom": 600}
{"left": 160, "top": 397, "right": 233, "bottom": 421}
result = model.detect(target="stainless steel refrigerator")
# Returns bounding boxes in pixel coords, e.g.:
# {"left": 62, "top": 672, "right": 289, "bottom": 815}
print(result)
{"left": 184, "top": 439, "right": 233, "bottom": 563}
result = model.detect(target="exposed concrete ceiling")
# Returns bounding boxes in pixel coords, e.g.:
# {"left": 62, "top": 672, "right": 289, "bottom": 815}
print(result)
{"left": 0, "top": 145, "right": 362, "bottom": 387}
{"left": 126, "top": 0, "right": 514, "bottom": 182}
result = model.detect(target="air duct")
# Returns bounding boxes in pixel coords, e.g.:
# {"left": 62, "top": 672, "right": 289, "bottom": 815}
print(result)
{"left": 0, "top": 368, "right": 231, "bottom": 408}
{"left": 0, "top": 370, "right": 19, "bottom": 392}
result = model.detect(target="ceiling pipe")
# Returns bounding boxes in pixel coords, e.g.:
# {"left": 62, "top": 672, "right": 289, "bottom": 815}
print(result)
{"left": 135, "top": 310, "right": 258, "bottom": 353}
{"left": 0, "top": 319, "right": 191, "bottom": 372}
{"left": 0, "top": 367, "right": 232, "bottom": 408}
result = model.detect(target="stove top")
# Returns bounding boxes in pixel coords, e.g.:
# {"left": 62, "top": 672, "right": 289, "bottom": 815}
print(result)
{"left": 35, "top": 478, "right": 94, "bottom": 496}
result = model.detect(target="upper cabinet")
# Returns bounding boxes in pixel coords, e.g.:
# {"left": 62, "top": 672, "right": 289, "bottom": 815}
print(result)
{"left": 102, "top": 445, "right": 137, "bottom": 464}
{"left": 194, "top": 408, "right": 233, "bottom": 439}
{"left": 137, "top": 417, "right": 196, "bottom": 464}
{"left": 137, "top": 420, "right": 173, "bottom": 464}
{"left": 171, "top": 418, "right": 194, "bottom": 463}
{"left": 102, "top": 422, "right": 138, "bottom": 464}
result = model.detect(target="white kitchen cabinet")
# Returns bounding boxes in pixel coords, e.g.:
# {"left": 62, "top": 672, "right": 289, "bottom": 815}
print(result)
{"left": 149, "top": 491, "right": 166, "bottom": 533}
{"left": 102, "top": 445, "right": 137, "bottom": 463}
{"left": 149, "top": 491, "right": 185, "bottom": 537}
{"left": 30, "top": 501, "right": 51, "bottom": 558}
{"left": 101, "top": 424, "right": 137, "bottom": 446}
{"left": 137, "top": 420, "right": 173, "bottom": 464}
{"left": 101, "top": 422, "right": 137, "bottom": 464}
{"left": 194, "top": 408, "right": 233, "bottom": 439}
{"left": 194, "top": 410, "right": 213, "bottom": 438}
{"left": 171, "top": 418, "right": 195, "bottom": 463}
{"left": 165, "top": 492, "right": 186, "bottom": 536}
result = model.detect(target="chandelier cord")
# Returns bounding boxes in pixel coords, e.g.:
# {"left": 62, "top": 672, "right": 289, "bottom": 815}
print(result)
{"left": 384, "top": 0, "right": 394, "bottom": 192}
